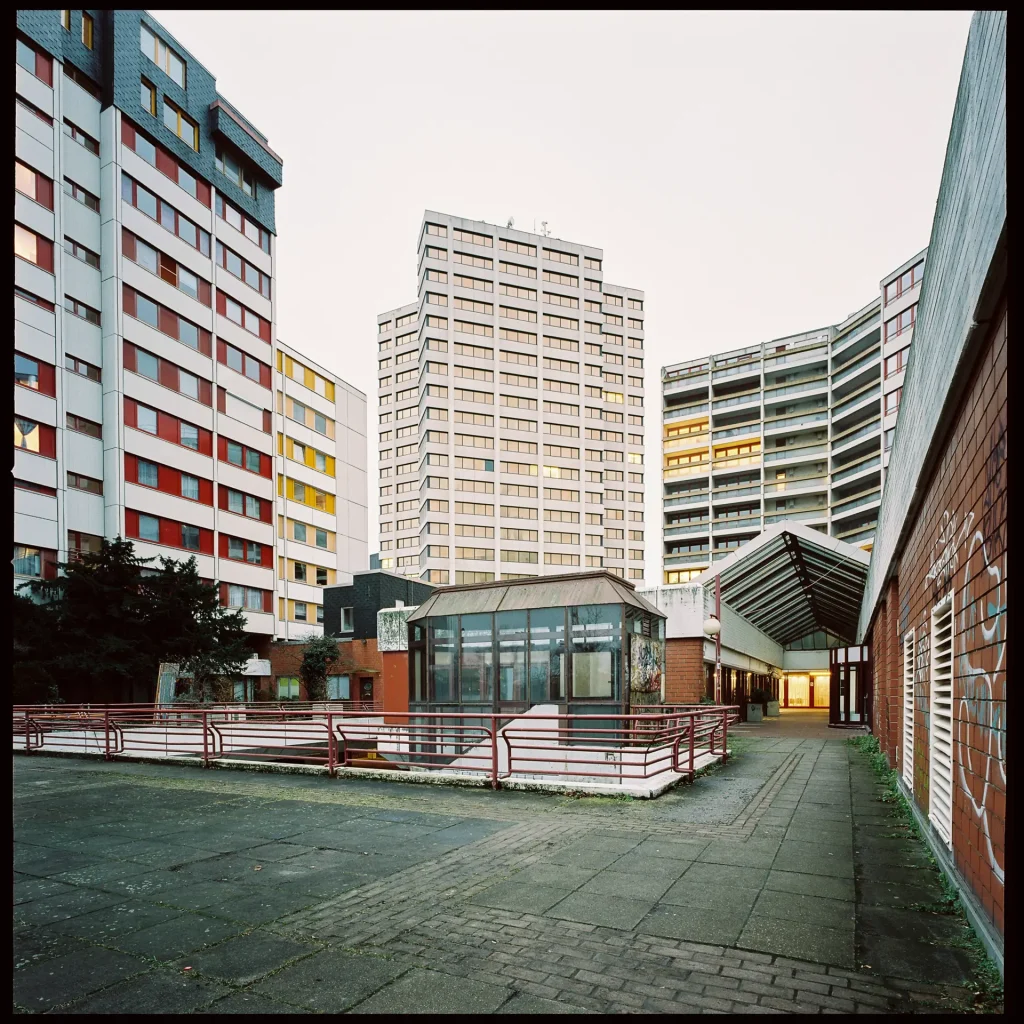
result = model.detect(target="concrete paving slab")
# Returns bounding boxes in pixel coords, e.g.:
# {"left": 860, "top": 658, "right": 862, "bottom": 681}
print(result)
{"left": 351, "top": 966, "right": 511, "bottom": 1014}
{"left": 496, "top": 992, "right": 595, "bottom": 1013}
{"left": 578, "top": 870, "right": 677, "bottom": 902}
{"left": 738, "top": 914, "right": 855, "bottom": 966}
{"left": 105, "top": 912, "right": 243, "bottom": 961}
{"left": 547, "top": 891, "right": 655, "bottom": 930}
{"left": 246, "top": 949, "right": 408, "bottom": 1012}
{"left": 62, "top": 967, "right": 232, "bottom": 1014}
{"left": 776, "top": 840, "right": 854, "bottom": 878}
{"left": 698, "top": 838, "right": 781, "bottom": 869}
{"left": 680, "top": 862, "right": 770, "bottom": 889}
{"left": 13, "top": 945, "right": 151, "bottom": 1011}
{"left": 472, "top": 881, "right": 574, "bottom": 915}
{"left": 205, "top": 990, "right": 313, "bottom": 1013}
{"left": 636, "top": 903, "right": 750, "bottom": 945}
{"left": 855, "top": 933, "right": 973, "bottom": 984}
{"left": 752, "top": 889, "right": 856, "bottom": 930}
{"left": 38, "top": 900, "right": 186, "bottom": 942}
{"left": 174, "top": 931, "right": 316, "bottom": 984}
{"left": 14, "top": 887, "right": 128, "bottom": 929}
{"left": 763, "top": 869, "right": 856, "bottom": 901}
{"left": 202, "top": 888, "right": 324, "bottom": 925}
{"left": 518, "top": 862, "right": 599, "bottom": 889}
{"left": 150, "top": 880, "right": 254, "bottom": 911}
{"left": 660, "top": 878, "right": 762, "bottom": 912}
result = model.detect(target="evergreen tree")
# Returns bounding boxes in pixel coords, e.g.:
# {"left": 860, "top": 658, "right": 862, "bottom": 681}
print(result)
{"left": 15, "top": 538, "right": 253, "bottom": 703}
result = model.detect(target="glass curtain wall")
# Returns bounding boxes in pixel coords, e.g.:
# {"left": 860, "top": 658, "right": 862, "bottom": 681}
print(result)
{"left": 569, "top": 604, "right": 622, "bottom": 699}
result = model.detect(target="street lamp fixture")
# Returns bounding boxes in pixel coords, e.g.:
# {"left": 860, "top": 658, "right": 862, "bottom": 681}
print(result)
{"left": 703, "top": 615, "right": 721, "bottom": 636}
{"left": 706, "top": 576, "right": 723, "bottom": 703}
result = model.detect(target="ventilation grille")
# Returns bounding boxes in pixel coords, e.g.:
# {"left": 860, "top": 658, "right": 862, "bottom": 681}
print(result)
{"left": 903, "top": 629, "right": 915, "bottom": 792}
{"left": 929, "top": 596, "right": 955, "bottom": 848}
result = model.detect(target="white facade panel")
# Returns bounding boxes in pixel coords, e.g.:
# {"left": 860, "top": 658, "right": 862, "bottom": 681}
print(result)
{"left": 64, "top": 489, "right": 105, "bottom": 536}
{"left": 124, "top": 484, "right": 215, "bottom": 530}
{"left": 16, "top": 120, "right": 55, "bottom": 161}
{"left": 15, "top": 66, "right": 52, "bottom": 116}
{"left": 15, "top": 193, "right": 54, "bottom": 241}
{"left": 61, "top": 77, "right": 101, "bottom": 135}
{"left": 14, "top": 511, "right": 60, "bottom": 551}
{"left": 64, "top": 430, "right": 104, "bottom": 479}
{"left": 62, "top": 254, "right": 102, "bottom": 310}
{"left": 63, "top": 376, "right": 102, "bottom": 424}
{"left": 15, "top": 386, "right": 58, "bottom": 428}
{"left": 61, "top": 197, "right": 102, "bottom": 254}
{"left": 62, "top": 138, "right": 101, "bottom": 198}
{"left": 15, "top": 490, "right": 59, "bottom": 528}
{"left": 15, "top": 259, "right": 56, "bottom": 304}
{"left": 14, "top": 449, "right": 59, "bottom": 488}
{"left": 223, "top": 393, "right": 266, "bottom": 434}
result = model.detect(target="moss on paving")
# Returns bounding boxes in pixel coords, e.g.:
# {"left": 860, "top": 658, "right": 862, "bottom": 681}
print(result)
{"left": 847, "top": 736, "right": 1003, "bottom": 1014}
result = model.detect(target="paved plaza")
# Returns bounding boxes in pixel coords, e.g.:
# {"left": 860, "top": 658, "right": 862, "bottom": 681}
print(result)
{"left": 14, "top": 711, "right": 978, "bottom": 1013}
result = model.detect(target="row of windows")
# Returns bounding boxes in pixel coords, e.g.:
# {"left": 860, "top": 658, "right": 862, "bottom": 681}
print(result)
{"left": 123, "top": 339, "right": 212, "bottom": 405}
{"left": 122, "top": 119, "right": 210, "bottom": 207}
{"left": 122, "top": 172, "right": 211, "bottom": 256}
{"left": 122, "top": 284, "right": 212, "bottom": 355}
{"left": 122, "top": 228, "right": 210, "bottom": 305}
{"left": 280, "top": 517, "right": 334, "bottom": 550}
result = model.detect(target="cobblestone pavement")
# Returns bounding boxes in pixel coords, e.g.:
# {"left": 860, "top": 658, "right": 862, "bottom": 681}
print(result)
{"left": 13, "top": 712, "right": 978, "bottom": 1014}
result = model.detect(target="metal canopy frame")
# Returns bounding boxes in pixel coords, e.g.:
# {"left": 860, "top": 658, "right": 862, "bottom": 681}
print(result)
{"left": 693, "top": 523, "right": 870, "bottom": 646}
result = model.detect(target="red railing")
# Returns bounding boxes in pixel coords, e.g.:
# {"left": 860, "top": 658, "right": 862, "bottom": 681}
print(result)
{"left": 12, "top": 704, "right": 740, "bottom": 790}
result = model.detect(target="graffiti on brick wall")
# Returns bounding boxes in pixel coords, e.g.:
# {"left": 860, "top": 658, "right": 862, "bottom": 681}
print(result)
{"left": 956, "top": 419, "right": 1006, "bottom": 886}
{"left": 925, "top": 510, "right": 975, "bottom": 602}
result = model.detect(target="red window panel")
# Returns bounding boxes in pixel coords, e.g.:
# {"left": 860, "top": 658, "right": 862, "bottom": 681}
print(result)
{"left": 158, "top": 306, "right": 178, "bottom": 338}
{"left": 123, "top": 396, "right": 138, "bottom": 428}
{"left": 198, "top": 280, "right": 212, "bottom": 306}
{"left": 196, "top": 180, "right": 211, "bottom": 207}
{"left": 122, "top": 120, "right": 137, "bottom": 150}
{"left": 19, "top": 40, "right": 54, "bottom": 86}
{"left": 217, "top": 386, "right": 227, "bottom": 413}
{"left": 122, "top": 283, "right": 137, "bottom": 318}
{"left": 155, "top": 147, "right": 177, "bottom": 182}
{"left": 259, "top": 363, "right": 272, "bottom": 389}
{"left": 17, "top": 353, "right": 57, "bottom": 397}
{"left": 216, "top": 338, "right": 227, "bottom": 364}
{"left": 121, "top": 227, "right": 137, "bottom": 261}
{"left": 125, "top": 509, "right": 139, "bottom": 537}
{"left": 158, "top": 358, "right": 178, "bottom": 391}
{"left": 217, "top": 486, "right": 228, "bottom": 512}
{"left": 156, "top": 411, "right": 178, "bottom": 444}
{"left": 199, "top": 378, "right": 213, "bottom": 407}
{"left": 198, "top": 426, "right": 213, "bottom": 456}
{"left": 158, "top": 464, "right": 181, "bottom": 495}
{"left": 219, "top": 581, "right": 229, "bottom": 607}
{"left": 262, "top": 409, "right": 272, "bottom": 434}
{"left": 159, "top": 518, "right": 179, "bottom": 548}
{"left": 259, "top": 319, "right": 271, "bottom": 343}
{"left": 259, "top": 452, "right": 272, "bottom": 478}
{"left": 263, "top": 589, "right": 273, "bottom": 613}
{"left": 124, "top": 453, "right": 138, "bottom": 482}
{"left": 198, "top": 328, "right": 212, "bottom": 358}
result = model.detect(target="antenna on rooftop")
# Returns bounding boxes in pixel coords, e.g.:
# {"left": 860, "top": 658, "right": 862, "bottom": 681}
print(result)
{"left": 541, "top": 220, "right": 551, "bottom": 237}
{"left": 507, "top": 216, "right": 514, "bottom": 229}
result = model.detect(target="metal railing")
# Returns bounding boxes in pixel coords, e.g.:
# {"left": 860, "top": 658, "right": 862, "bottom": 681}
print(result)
{"left": 12, "top": 704, "right": 740, "bottom": 789}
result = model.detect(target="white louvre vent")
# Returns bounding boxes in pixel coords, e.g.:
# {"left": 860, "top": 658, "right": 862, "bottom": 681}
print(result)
{"left": 902, "top": 629, "right": 915, "bottom": 792}
{"left": 929, "top": 595, "right": 955, "bottom": 848}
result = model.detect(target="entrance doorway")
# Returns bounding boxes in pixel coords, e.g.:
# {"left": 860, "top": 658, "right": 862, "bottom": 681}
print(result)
{"left": 829, "top": 645, "right": 870, "bottom": 726}
{"left": 359, "top": 677, "right": 374, "bottom": 703}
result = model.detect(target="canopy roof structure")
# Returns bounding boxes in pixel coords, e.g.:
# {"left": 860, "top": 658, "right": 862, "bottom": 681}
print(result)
{"left": 693, "top": 523, "right": 870, "bottom": 646}
{"left": 407, "top": 570, "right": 665, "bottom": 622}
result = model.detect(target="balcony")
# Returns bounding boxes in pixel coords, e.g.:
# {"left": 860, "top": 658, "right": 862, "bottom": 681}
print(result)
{"left": 834, "top": 523, "right": 877, "bottom": 545}
{"left": 831, "top": 488, "right": 881, "bottom": 518}
{"left": 764, "top": 507, "right": 828, "bottom": 525}
{"left": 762, "top": 346, "right": 828, "bottom": 369}
{"left": 831, "top": 418, "right": 880, "bottom": 453}
{"left": 713, "top": 484, "right": 762, "bottom": 501}
{"left": 665, "top": 521, "right": 710, "bottom": 537}
{"left": 763, "top": 442, "right": 829, "bottom": 464}
{"left": 763, "top": 476, "right": 827, "bottom": 496}
{"left": 712, "top": 392, "right": 761, "bottom": 411}
{"left": 762, "top": 377, "right": 828, "bottom": 401}
{"left": 712, "top": 361, "right": 761, "bottom": 382}
{"left": 664, "top": 490, "right": 709, "bottom": 507}
{"left": 712, "top": 515, "right": 762, "bottom": 532}
{"left": 712, "top": 454, "right": 761, "bottom": 472}
{"left": 831, "top": 346, "right": 880, "bottom": 387}
{"left": 664, "top": 550, "right": 711, "bottom": 566}
{"left": 664, "top": 402, "right": 710, "bottom": 422}
{"left": 762, "top": 410, "right": 828, "bottom": 434}
{"left": 712, "top": 423, "right": 761, "bottom": 442}
{"left": 832, "top": 382, "right": 880, "bottom": 420}
{"left": 663, "top": 434, "right": 709, "bottom": 454}
{"left": 831, "top": 454, "right": 881, "bottom": 484}
{"left": 664, "top": 463, "right": 710, "bottom": 479}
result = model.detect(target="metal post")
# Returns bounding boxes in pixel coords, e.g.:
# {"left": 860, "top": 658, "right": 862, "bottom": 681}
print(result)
{"left": 722, "top": 707, "right": 729, "bottom": 765}
{"left": 490, "top": 714, "right": 499, "bottom": 790}
{"left": 104, "top": 709, "right": 111, "bottom": 761}
{"left": 689, "top": 714, "right": 696, "bottom": 778}
{"left": 201, "top": 710, "right": 209, "bottom": 767}
{"left": 715, "top": 574, "right": 722, "bottom": 705}
{"left": 327, "top": 713, "right": 336, "bottom": 777}
{"left": 24, "top": 712, "right": 31, "bottom": 752}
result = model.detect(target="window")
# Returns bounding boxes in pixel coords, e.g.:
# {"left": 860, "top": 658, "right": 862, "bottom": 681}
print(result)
{"left": 15, "top": 354, "right": 40, "bottom": 391}
{"left": 453, "top": 228, "right": 492, "bottom": 247}
{"left": 15, "top": 224, "right": 54, "bottom": 272}
{"left": 138, "top": 514, "right": 160, "bottom": 542}
{"left": 13, "top": 546, "right": 44, "bottom": 578}
{"left": 341, "top": 608, "right": 354, "bottom": 632}
{"left": 215, "top": 194, "right": 271, "bottom": 253}
{"left": 902, "top": 629, "right": 915, "bottom": 792}
{"left": 122, "top": 173, "right": 212, "bottom": 255}
{"left": 499, "top": 260, "right": 536, "bottom": 279}
{"left": 884, "top": 347, "right": 910, "bottom": 378}
{"left": 884, "top": 304, "right": 916, "bottom": 341}
{"left": 884, "top": 388, "right": 902, "bottom": 415}
{"left": 272, "top": 675, "right": 300, "bottom": 700}
{"left": 215, "top": 147, "right": 255, "bottom": 198}
{"left": 180, "top": 422, "right": 199, "bottom": 450}
{"left": 216, "top": 242, "right": 271, "bottom": 299}
{"left": 64, "top": 296, "right": 100, "bottom": 325}
{"left": 327, "top": 674, "right": 350, "bottom": 699}
{"left": 316, "top": 529, "right": 328, "bottom": 549}
{"left": 180, "top": 474, "right": 200, "bottom": 501}
{"left": 61, "top": 10, "right": 71, "bottom": 30}
{"left": 884, "top": 262, "right": 924, "bottom": 304}
{"left": 67, "top": 413, "right": 102, "bottom": 438}
{"left": 17, "top": 37, "right": 52, "bottom": 85}
{"left": 141, "top": 23, "right": 185, "bottom": 88}
{"left": 81, "top": 13, "right": 94, "bottom": 49}
{"left": 162, "top": 98, "right": 200, "bottom": 149}
{"left": 16, "top": 160, "right": 54, "bottom": 209}
{"left": 543, "top": 248, "right": 578, "bottom": 266}
{"left": 140, "top": 76, "right": 157, "bottom": 115}
{"left": 64, "top": 237, "right": 100, "bottom": 268}
{"left": 67, "top": 471, "right": 102, "bottom": 497}
{"left": 63, "top": 178, "right": 100, "bottom": 212}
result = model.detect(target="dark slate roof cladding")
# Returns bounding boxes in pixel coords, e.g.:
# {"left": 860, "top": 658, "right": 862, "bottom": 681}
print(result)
{"left": 18, "top": 10, "right": 281, "bottom": 236}
{"left": 408, "top": 571, "right": 666, "bottom": 622}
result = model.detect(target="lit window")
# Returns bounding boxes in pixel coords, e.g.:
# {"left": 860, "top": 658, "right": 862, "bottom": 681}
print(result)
{"left": 140, "top": 23, "right": 186, "bottom": 88}
{"left": 14, "top": 417, "right": 40, "bottom": 452}
{"left": 14, "top": 354, "right": 40, "bottom": 390}
{"left": 61, "top": 10, "right": 71, "bottom": 30}
{"left": 81, "top": 13, "right": 94, "bottom": 49}
{"left": 13, "top": 546, "right": 43, "bottom": 578}
{"left": 277, "top": 676, "right": 299, "bottom": 700}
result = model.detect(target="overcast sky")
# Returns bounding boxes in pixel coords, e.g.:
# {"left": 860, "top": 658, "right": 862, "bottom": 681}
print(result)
{"left": 151, "top": 9, "right": 973, "bottom": 583}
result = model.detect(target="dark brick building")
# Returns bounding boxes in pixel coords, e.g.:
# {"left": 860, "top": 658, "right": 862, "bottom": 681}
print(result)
{"left": 323, "top": 571, "right": 435, "bottom": 639}
{"left": 858, "top": 10, "right": 1005, "bottom": 969}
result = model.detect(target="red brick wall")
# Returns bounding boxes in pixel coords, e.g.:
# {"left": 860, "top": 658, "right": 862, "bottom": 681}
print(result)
{"left": 665, "top": 638, "right": 706, "bottom": 704}
{"left": 267, "top": 638, "right": 383, "bottom": 702}
{"left": 865, "top": 303, "right": 1006, "bottom": 937}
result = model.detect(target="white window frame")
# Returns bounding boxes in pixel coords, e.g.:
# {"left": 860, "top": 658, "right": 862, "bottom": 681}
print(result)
{"left": 928, "top": 594, "right": 955, "bottom": 849}
{"left": 341, "top": 607, "right": 354, "bottom": 632}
